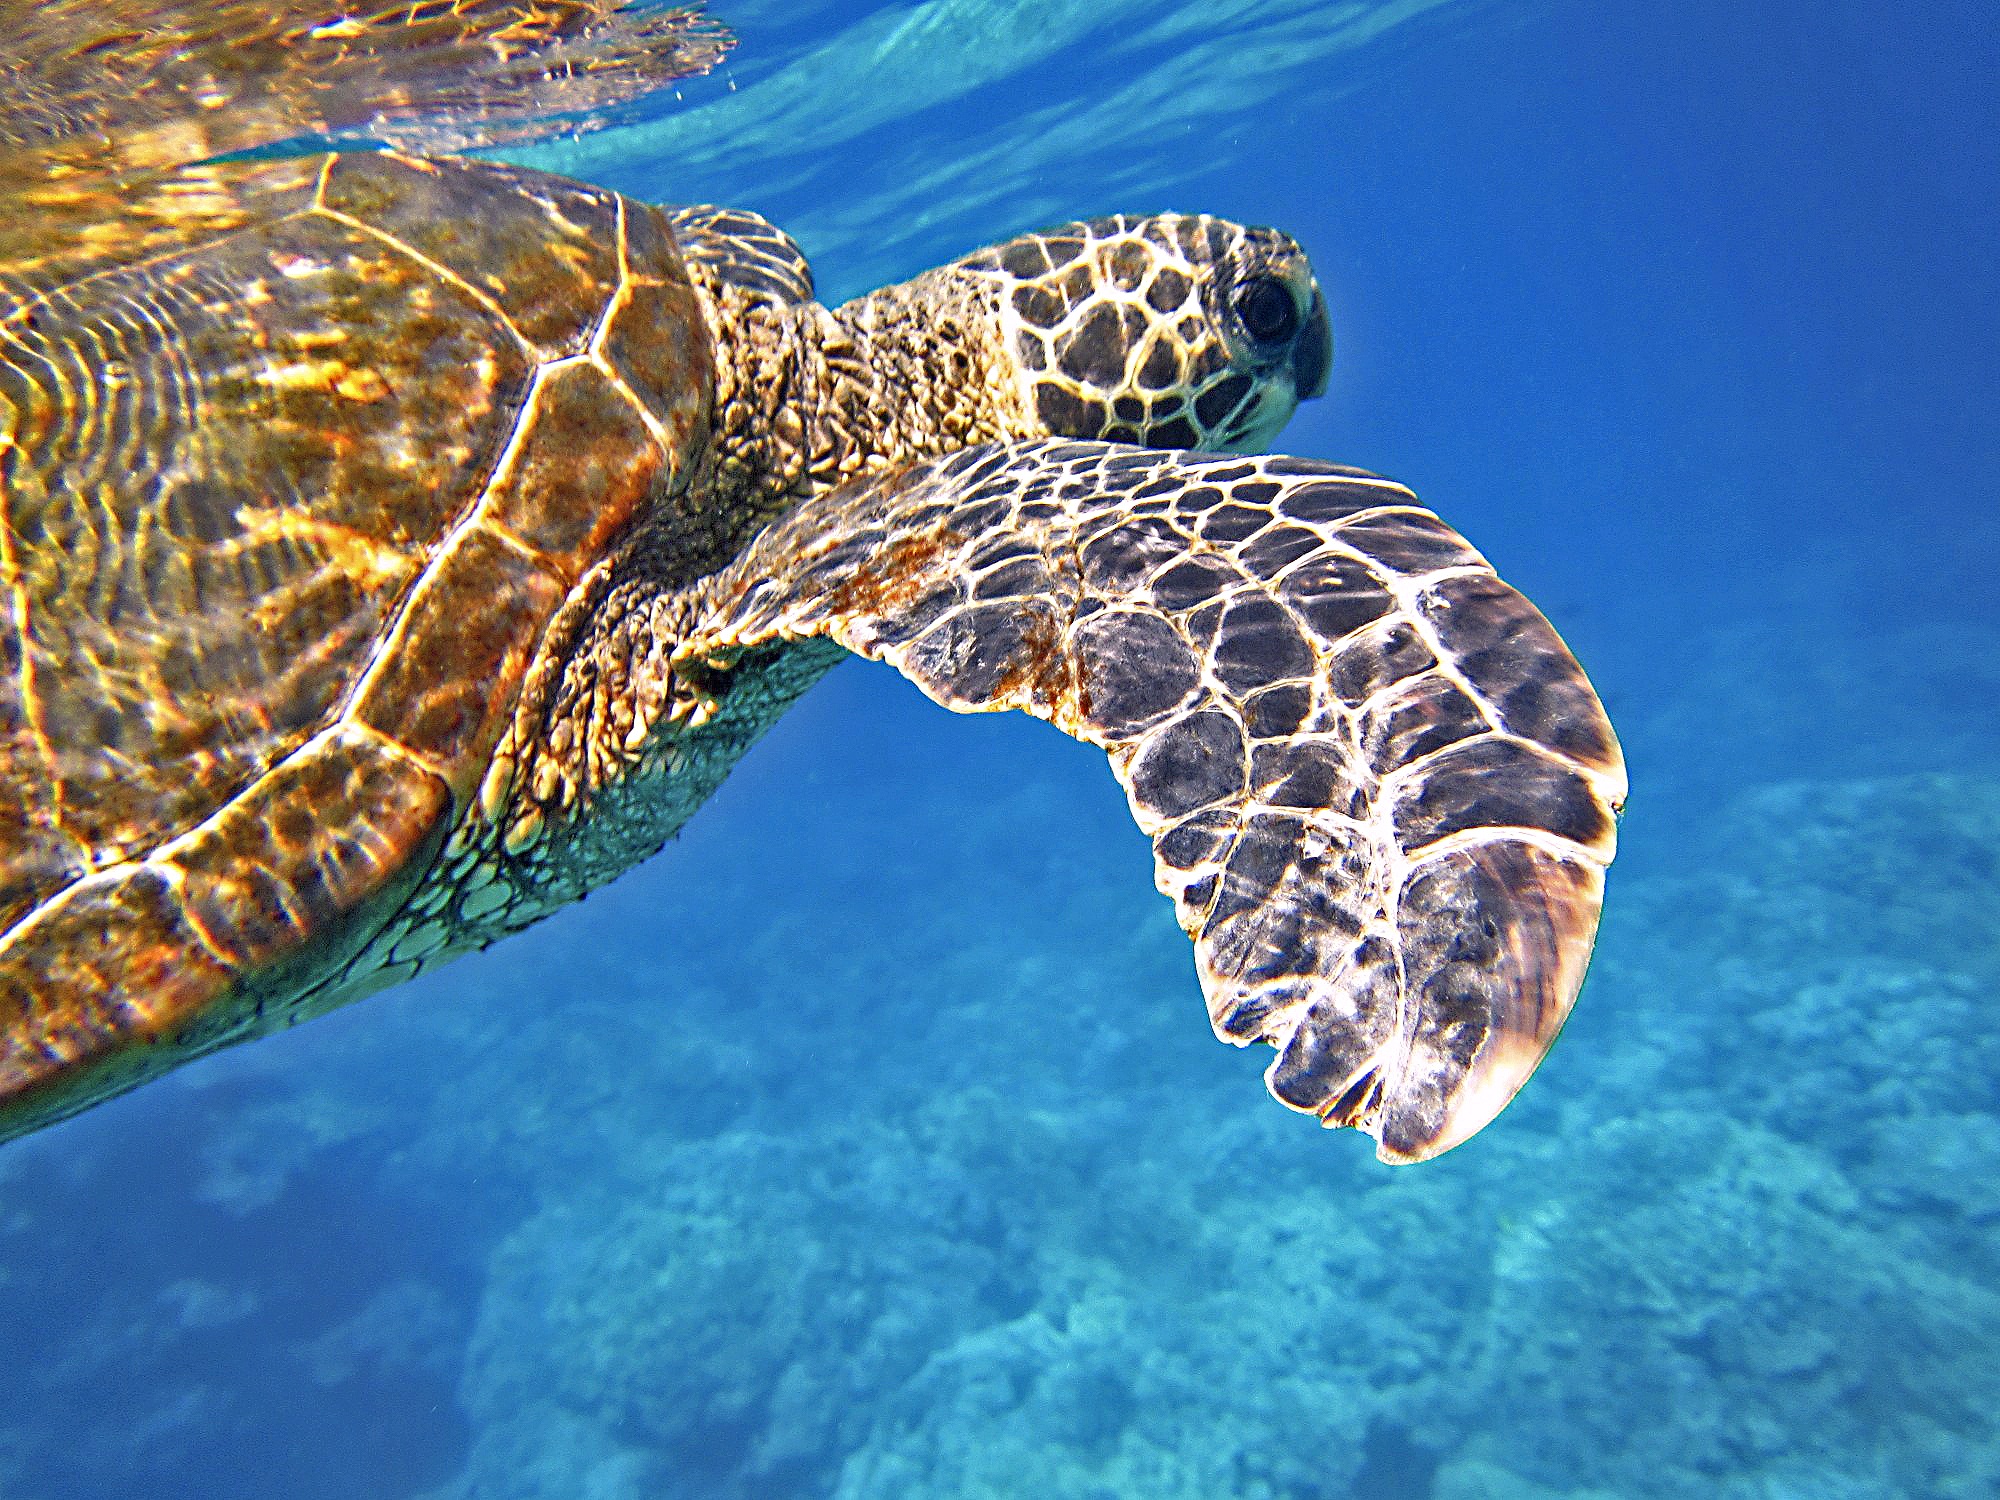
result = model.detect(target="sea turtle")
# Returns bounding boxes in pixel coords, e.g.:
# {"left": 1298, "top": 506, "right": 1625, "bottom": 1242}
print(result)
{"left": 0, "top": 0, "right": 1624, "bottom": 1163}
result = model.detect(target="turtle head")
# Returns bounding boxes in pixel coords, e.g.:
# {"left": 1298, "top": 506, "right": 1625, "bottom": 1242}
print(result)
{"left": 953, "top": 213, "right": 1332, "bottom": 452}
{"left": 804, "top": 214, "right": 1329, "bottom": 493}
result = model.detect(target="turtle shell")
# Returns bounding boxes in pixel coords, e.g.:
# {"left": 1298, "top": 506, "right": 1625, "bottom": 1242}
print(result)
{"left": 0, "top": 149, "right": 713, "bottom": 1128}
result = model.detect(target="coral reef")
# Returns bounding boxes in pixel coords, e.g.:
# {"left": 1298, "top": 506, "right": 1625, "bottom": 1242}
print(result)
{"left": 6, "top": 627, "right": 1999, "bottom": 1496}
{"left": 422, "top": 772, "right": 2000, "bottom": 1499}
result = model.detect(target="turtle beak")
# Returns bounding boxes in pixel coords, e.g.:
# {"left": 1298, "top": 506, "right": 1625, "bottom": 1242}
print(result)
{"left": 1290, "top": 290, "right": 1332, "bottom": 400}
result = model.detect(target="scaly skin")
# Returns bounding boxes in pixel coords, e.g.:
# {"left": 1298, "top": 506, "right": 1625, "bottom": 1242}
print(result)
{"left": 462, "top": 214, "right": 1333, "bottom": 939}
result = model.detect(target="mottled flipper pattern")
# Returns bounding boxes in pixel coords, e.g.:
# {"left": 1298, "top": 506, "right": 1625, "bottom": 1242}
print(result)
{"left": 683, "top": 440, "right": 1625, "bottom": 1161}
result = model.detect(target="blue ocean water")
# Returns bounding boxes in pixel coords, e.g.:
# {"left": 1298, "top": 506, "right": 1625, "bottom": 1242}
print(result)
{"left": 3, "top": 1, "right": 1997, "bottom": 1496}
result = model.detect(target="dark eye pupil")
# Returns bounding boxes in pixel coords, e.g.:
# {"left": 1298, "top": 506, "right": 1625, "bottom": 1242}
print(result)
{"left": 1235, "top": 277, "right": 1298, "bottom": 343}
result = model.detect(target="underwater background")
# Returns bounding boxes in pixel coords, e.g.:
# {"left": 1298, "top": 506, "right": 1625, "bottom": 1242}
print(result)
{"left": 3, "top": 0, "right": 1996, "bottom": 1496}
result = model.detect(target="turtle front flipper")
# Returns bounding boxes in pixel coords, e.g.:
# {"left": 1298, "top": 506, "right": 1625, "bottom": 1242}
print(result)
{"left": 683, "top": 440, "right": 1626, "bottom": 1162}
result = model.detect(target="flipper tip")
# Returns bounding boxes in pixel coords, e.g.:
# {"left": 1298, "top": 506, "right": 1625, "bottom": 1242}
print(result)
{"left": 1258, "top": 838, "right": 1607, "bottom": 1163}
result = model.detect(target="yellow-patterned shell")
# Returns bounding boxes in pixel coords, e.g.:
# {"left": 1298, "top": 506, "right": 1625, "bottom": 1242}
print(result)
{"left": 0, "top": 149, "right": 715, "bottom": 1130}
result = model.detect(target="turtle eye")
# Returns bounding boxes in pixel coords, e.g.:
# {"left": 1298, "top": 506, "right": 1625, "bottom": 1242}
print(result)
{"left": 1232, "top": 275, "right": 1299, "bottom": 345}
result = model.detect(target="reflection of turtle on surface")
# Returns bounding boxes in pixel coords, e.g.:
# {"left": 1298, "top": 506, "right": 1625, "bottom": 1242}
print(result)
{"left": 0, "top": 0, "right": 1624, "bottom": 1163}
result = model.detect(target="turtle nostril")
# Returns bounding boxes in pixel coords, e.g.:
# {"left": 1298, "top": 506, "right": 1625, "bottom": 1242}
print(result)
{"left": 1290, "top": 293, "right": 1331, "bottom": 399}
